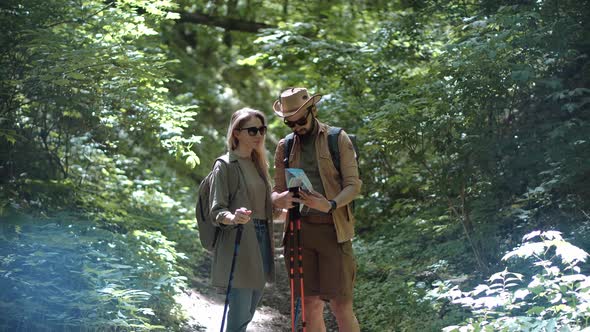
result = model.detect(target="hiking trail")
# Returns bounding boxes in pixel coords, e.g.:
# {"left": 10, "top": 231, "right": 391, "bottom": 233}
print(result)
{"left": 179, "top": 218, "right": 338, "bottom": 331}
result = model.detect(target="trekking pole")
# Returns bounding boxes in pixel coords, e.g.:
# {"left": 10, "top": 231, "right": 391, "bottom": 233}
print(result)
{"left": 296, "top": 207, "right": 306, "bottom": 332}
{"left": 220, "top": 224, "right": 244, "bottom": 332}
{"left": 288, "top": 189, "right": 297, "bottom": 332}
{"left": 294, "top": 298, "right": 302, "bottom": 327}
{"left": 288, "top": 186, "right": 306, "bottom": 332}
{"left": 288, "top": 186, "right": 301, "bottom": 332}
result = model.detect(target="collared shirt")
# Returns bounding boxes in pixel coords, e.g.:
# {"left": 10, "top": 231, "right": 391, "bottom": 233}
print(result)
{"left": 298, "top": 121, "right": 329, "bottom": 217}
{"left": 273, "top": 120, "right": 362, "bottom": 243}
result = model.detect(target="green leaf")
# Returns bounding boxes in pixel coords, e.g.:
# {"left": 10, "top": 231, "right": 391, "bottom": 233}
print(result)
{"left": 165, "top": 12, "right": 180, "bottom": 20}
{"left": 554, "top": 241, "right": 589, "bottom": 264}
{"left": 68, "top": 72, "right": 85, "bottom": 80}
{"left": 54, "top": 79, "right": 70, "bottom": 86}
{"left": 511, "top": 69, "right": 533, "bottom": 82}
{"left": 527, "top": 306, "right": 545, "bottom": 315}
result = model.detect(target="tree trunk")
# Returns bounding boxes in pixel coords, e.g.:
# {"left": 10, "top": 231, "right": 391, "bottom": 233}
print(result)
{"left": 447, "top": 183, "right": 489, "bottom": 274}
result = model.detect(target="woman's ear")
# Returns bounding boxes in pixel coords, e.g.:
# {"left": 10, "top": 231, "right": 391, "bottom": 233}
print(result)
{"left": 232, "top": 132, "right": 240, "bottom": 148}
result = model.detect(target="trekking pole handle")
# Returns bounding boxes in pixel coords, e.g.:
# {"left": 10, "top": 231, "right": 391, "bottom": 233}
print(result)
{"left": 289, "top": 186, "right": 300, "bottom": 198}
{"left": 288, "top": 187, "right": 300, "bottom": 219}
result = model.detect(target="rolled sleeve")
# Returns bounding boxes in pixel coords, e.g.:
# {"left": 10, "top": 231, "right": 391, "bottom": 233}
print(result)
{"left": 209, "top": 161, "right": 233, "bottom": 227}
{"left": 338, "top": 130, "right": 362, "bottom": 196}
{"left": 272, "top": 139, "right": 288, "bottom": 195}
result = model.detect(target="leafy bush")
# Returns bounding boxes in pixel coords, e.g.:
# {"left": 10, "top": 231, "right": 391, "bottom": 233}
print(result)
{"left": 0, "top": 214, "right": 188, "bottom": 331}
{"left": 437, "top": 231, "right": 590, "bottom": 332}
{"left": 353, "top": 219, "right": 468, "bottom": 331}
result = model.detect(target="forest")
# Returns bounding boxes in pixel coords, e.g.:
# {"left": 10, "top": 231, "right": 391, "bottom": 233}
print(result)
{"left": 1, "top": 0, "right": 590, "bottom": 331}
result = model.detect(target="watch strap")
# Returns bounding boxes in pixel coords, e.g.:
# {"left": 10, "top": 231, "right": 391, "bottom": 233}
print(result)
{"left": 328, "top": 200, "right": 337, "bottom": 213}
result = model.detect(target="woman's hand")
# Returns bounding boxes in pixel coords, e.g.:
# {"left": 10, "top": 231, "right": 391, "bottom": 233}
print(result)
{"left": 226, "top": 207, "right": 252, "bottom": 225}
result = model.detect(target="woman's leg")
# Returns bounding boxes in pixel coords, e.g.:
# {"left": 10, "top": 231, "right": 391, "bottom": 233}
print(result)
{"left": 226, "top": 288, "right": 264, "bottom": 332}
{"left": 226, "top": 220, "right": 269, "bottom": 331}
{"left": 254, "top": 220, "right": 271, "bottom": 275}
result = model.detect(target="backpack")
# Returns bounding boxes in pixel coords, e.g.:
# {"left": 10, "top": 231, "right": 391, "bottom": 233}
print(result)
{"left": 195, "top": 154, "right": 240, "bottom": 251}
{"left": 283, "top": 126, "right": 360, "bottom": 205}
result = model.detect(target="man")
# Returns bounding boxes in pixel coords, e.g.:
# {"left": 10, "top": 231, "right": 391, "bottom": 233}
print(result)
{"left": 271, "top": 87, "right": 362, "bottom": 332}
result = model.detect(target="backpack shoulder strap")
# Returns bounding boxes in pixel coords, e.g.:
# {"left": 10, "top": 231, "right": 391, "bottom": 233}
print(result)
{"left": 215, "top": 153, "right": 230, "bottom": 165}
{"left": 283, "top": 133, "right": 295, "bottom": 169}
{"left": 214, "top": 154, "right": 240, "bottom": 196}
{"left": 327, "top": 127, "right": 343, "bottom": 174}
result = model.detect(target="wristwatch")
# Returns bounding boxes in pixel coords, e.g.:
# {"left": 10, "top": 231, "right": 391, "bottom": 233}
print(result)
{"left": 328, "top": 200, "right": 337, "bottom": 214}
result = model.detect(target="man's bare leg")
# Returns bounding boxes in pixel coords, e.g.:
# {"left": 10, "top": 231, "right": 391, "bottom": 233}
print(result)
{"left": 329, "top": 297, "right": 360, "bottom": 332}
{"left": 304, "top": 296, "right": 326, "bottom": 332}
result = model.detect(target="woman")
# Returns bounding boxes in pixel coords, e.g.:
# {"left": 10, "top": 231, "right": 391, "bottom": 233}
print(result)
{"left": 208, "top": 108, "right": 276, "bottom": 332}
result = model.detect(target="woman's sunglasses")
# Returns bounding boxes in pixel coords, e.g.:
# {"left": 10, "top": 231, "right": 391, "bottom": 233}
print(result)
{"left": 284, "top": 107, "right": 312, "bottom": 128}
{"left": 237, "top": 126, "right": 267, "bottom": 136}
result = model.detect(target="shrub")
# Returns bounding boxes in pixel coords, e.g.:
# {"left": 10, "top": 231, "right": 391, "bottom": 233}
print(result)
{"left": 0, "top": 214, "right": 188, "bottom": 331}
{"left": 437, "top": 231, "right": 590, "bottom": 332}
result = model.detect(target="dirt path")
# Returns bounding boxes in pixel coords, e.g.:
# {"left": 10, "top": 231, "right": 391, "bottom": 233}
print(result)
{"left": 179, "top": 219, "right": 338, "bottom": 332}
{"left": 178, "top": 253, "right": 291, "bottom": 332}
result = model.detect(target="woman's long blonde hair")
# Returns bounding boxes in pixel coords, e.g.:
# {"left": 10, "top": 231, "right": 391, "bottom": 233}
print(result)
{"left": 226, "top": 108, "right": 271, "bottom": 186}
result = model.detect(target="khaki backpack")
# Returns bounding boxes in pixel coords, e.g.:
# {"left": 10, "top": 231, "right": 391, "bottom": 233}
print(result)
{"left": 195, "top": 154, "right": 240, "bottom": 251}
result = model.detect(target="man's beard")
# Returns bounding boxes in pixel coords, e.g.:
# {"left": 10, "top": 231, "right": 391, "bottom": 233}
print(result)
{"left": 295, "top": 118, "right": 315, "bottom": 138}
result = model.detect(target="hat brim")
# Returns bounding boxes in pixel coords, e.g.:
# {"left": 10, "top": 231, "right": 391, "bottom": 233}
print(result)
{"left": 273, "top": 94, "right": 322, "bottom": 118}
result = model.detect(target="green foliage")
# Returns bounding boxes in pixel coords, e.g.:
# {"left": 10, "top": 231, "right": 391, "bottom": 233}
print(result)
{"left": 438, "top": 231, "right": 590, "bottom": 332}
{"left": 1, "top": 2, "right": 211, "bottom": 329}
{"left": 0, "top": 214, "right": 187, "bottom": 330}
{"left": 0, "top": 0, "right": 198, "bottom": 184}
{"left": 344, "top": 0, "right": 590, "bottom": 272}
{"left": 2, "top": 0, "right": 590, "bottom": 330}
{"left": 247, "top": 1, "right": 590, "bottom": 329}
{"left": 353, "top": 216, "right": 471, "bottom": 331}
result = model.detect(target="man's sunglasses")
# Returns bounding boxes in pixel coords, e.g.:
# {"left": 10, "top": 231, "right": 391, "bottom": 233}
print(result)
{"left": 237, "top": 126, "right": 267, "bottom": 136}
{"left": 284, "top": 107, "right": 312, "bottom": 128}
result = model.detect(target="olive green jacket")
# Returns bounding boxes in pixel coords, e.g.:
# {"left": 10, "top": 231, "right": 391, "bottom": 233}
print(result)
{"left": 209, "top": 151, "right": 275, "bottom": 290}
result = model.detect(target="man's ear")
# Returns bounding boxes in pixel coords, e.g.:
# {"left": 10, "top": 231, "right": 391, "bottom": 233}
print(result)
{"left": 311, "top": 105, "right": 318, "bottom": 116}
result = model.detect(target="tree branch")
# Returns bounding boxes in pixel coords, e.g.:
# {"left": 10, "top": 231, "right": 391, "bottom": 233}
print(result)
{"left": 43, "top": 3, "right": 114, "bottom": 29}
{"left": 178, "top": 12, "right": 275, "bottom": 33}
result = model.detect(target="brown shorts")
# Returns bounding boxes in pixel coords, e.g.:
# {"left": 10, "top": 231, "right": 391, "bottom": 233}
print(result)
{"left": 284, "top": 222, "right": 356, "bottom": 300}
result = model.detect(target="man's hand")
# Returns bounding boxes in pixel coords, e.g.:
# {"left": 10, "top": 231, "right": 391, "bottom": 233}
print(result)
{"left": 272, "top": 190, "right": 297, "bottom": 210}
{"left": 298, "top": 189, "right": 332, "bottom": 213}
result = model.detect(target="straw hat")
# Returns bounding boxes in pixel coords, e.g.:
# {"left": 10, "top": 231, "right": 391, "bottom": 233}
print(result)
{"left": 272, "top": 88, "right": 322, "bottom": 118}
